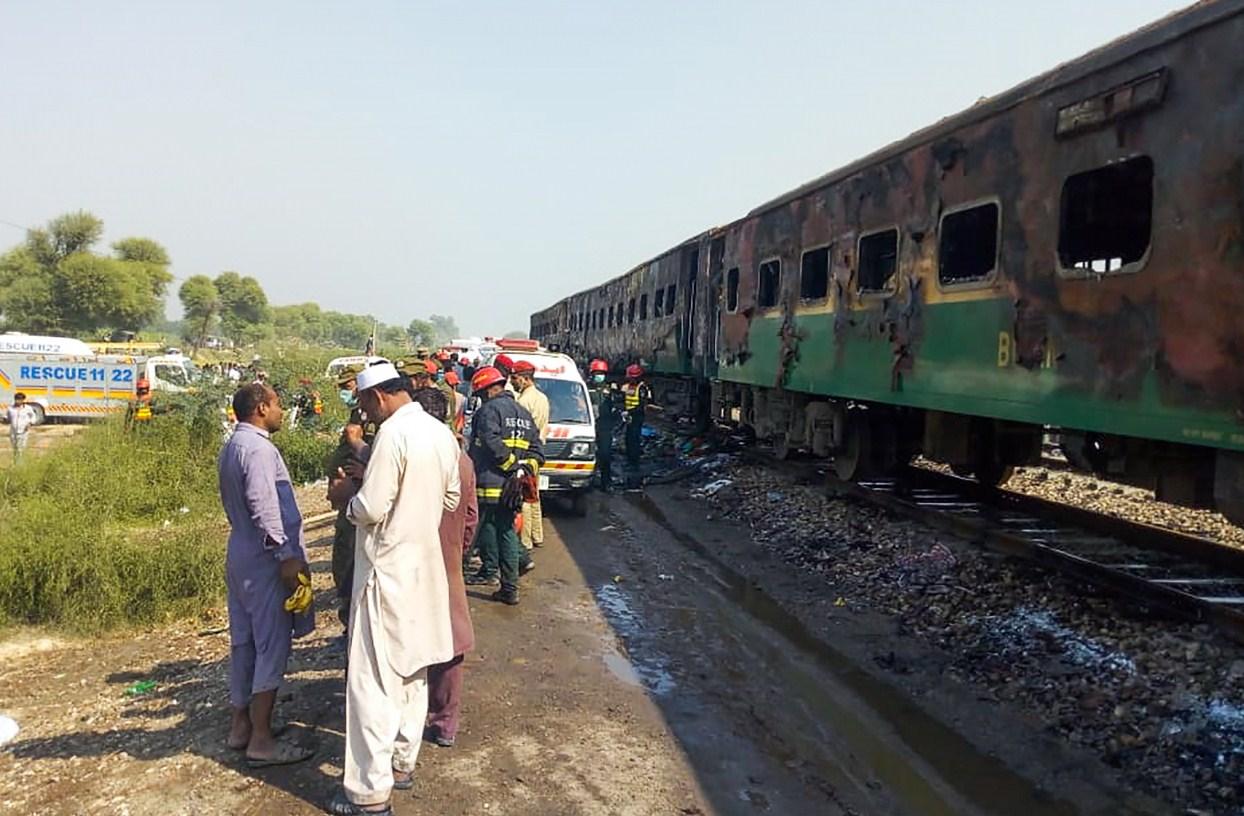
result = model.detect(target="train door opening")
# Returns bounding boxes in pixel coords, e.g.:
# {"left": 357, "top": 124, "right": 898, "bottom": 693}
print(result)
{"left": 682, "top": 246, "right": 699, "bottom": 355}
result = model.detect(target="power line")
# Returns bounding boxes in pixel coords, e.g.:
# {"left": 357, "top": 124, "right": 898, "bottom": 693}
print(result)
{"left": 0, "top": 219, "right": 32, "bottom": 233}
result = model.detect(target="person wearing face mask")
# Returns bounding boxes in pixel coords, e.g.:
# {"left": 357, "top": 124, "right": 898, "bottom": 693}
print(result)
{"left": 326, "top": 366, "right": 376, "bottom": 633}
{"left": 586, "top": 360, "right": 619, "bottom": 492}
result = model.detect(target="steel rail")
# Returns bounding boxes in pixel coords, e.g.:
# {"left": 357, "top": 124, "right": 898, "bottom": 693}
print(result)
{"left": 735, "top": 448, "right": 1244, "bottom": 644}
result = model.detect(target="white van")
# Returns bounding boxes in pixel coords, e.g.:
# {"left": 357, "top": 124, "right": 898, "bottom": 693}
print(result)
{"left": 488, "top": 345, "right": 596, "bottom": 515}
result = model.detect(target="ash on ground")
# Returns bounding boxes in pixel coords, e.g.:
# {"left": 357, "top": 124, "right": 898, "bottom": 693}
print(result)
{"left": 688, "top": 461, "right": 1244, "bottom": 814}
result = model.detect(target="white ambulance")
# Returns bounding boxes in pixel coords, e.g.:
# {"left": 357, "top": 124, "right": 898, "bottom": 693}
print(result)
{"left": 488, "top": 340, "right": 596, "bottom": 515}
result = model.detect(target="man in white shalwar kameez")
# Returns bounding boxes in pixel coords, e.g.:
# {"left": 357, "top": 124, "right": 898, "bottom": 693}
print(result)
{"left": 325, "top": 363, "right": 461, "bottom": 815}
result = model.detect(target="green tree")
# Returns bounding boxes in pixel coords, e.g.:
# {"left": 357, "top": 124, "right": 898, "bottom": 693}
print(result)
{"left": 178, "top": 275, "right": 220, "bottom": 349}
{"left": 428, "top": 314, "right": 459, "bottom": 343}
{"left": 0, "top": 212, "right": 171, "bottom": 335}
{"left": 214, "top": 271, "right": 271, "bottom": 344}
{"left": 407, "top": 318, "right": 437, "bottom": 348}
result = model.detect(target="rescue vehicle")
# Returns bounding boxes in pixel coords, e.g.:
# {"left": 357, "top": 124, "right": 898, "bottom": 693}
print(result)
{"left": 0, "top": 334, "right": 193, "bottom": 424}
{"left": 489, "top": 339, "right": 596, "bottom": 515}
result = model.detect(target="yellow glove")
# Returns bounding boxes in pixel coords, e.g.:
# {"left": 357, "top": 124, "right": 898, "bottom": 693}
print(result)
{"left": 284, "top": 572, "right": 312, "bottom": 615}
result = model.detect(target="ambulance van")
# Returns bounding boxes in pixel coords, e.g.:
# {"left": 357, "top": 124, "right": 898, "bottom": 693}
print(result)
{"left": 489, "top": 340, "right": 595, "bottom": 515}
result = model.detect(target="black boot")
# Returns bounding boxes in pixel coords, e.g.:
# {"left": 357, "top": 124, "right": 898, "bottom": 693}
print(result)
{"left": 492, "top": 587, "right": 519, "bottom": 606}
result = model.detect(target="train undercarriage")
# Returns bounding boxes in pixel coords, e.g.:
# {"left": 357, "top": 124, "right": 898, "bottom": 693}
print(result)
{"left": 652, "top": 375, "right": 1244, "bottom": 528}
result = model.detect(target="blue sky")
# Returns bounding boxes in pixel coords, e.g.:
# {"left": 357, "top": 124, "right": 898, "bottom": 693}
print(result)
{"left": 0, "top": 0, "right": 1188, "bottom": 337}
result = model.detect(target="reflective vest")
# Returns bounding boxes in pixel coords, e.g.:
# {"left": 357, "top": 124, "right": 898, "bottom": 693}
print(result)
{"left": 622, "top": 383, "right": 642, "bottom": 412}
{"left": 135, "top": 399, "right": 153, "bottom": 422}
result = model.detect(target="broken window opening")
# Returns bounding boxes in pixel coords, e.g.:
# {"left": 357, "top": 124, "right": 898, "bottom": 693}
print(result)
{"left": 726, "top": 268, "right": 740, "bottom": 312}
{"left": 608, "top": 305, "right": 615, "bottom": 327}
{"left": 666, "top": 284, "right": 676, "bottom": 313}
{"left": 640, "top": 294, "right": 648, "bottom": 320}
{"left": 628, "top": 298, "right": 636, "bottom": 324}
{"left": 598, "top": 308, "right": 605, "bottom": 329}
{"left": 654, "top": 288, "right": 665, "bottom": 317}
{"left": 1058, "top": 155, "right": 1153, "bottom": 275}
{"left": 800, "top": 246, "right": 830, "bottom": 301}
{"left": 757, "top": 260, "right": 781, "bottom": 309}
{"left": 858, "top": 229, "right": 899, "bottom": 292}
{"left": 939, "top": 202, "right": 999, "bottom": 285}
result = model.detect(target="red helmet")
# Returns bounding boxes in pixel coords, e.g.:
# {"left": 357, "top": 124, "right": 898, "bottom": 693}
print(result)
{"left": 625, "top": 364, "right": 644, "bottom": 379}
{"left": 471, "top": 366, "right": 506, "bottom": 394}
{"left": 493, "top": 354, "right": 515, "bottom": 374}
{"left": 423, "top": 359, "right": 439, "bottom": 375}
{"left": 589, "top": 359, "right": 608, "bottom": 374}
{"left": 136, "top": 377, "right": 151, "bottom": 391}
{"left": 511, "top": 359, "right": 536, "bottom": 375}
{"left": 444, "top": 371, "right": 460, "bottom": 387}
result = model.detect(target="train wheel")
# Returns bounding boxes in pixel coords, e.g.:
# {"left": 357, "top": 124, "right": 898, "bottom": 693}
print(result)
{"left": 833, "top": 410, "right": 872, "bottom": 481}
{"left": 974, "top": 462, "right": 1014, "bottom": 487}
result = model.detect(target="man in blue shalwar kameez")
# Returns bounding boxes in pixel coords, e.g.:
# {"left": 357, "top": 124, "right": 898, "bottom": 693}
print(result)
{"left": 218, "top": 382, "right": 315, "bottom": 767}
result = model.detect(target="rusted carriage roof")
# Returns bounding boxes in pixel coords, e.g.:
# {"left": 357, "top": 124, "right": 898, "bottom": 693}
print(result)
{"left": 748, "top": 0, "right": 1243, "bottom": 219}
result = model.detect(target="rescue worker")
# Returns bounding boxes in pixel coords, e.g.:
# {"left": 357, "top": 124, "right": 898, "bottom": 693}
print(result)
{"left": 493, "top": 354, "right": 517, "bottom": 394}
{"left": 434, "top": 361, "right": 458, "bottom": 425}
{"left": 444, "top": 370, "right": 466, "bottom": 432}
{"left": 620, "top": 364, "right": 652, "bottom": 477}
{"left": 587, "top": 359, "right": 620, "bottom": 491}
{"left": 325, "top": 365, "right": 376, "bottom": 631}
{"left": 399, "top": 359, "right": 455, "bottom": 427}
{"left": 464, "top": 366, "right": 544, "bottom": 605}
{"left": 511, "top": 359, "right": 549, "bottom": 550}
{"left": 126, "top": 377, "right": 156, "bottom": 430}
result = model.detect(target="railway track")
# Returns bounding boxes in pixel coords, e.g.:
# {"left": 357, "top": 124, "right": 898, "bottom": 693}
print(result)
{"left": 735, "top": 446, "right": 1244, "bottom": 644}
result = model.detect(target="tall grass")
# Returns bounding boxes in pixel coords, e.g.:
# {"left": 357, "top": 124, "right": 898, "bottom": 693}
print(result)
{"left": 0, "top": 379, "right": 336, "bottom": 633}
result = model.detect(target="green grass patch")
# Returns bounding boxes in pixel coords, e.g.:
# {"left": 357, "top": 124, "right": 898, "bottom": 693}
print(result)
{"left": 0, "top": 370, "right": 338, "bottom": 633}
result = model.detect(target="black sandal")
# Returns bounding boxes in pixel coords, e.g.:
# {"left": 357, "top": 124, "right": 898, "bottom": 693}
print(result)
{"left": 325, "top": 789, "right": 392, "bottom": 815}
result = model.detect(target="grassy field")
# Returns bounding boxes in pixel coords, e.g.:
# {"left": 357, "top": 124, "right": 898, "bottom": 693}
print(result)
{"left": 0, "top": 347, "right": 344, "bottom": 633}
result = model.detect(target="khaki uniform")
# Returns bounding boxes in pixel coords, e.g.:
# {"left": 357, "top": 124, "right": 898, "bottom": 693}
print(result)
{"left": 516, "top": 384, "right": 550, "bottom": 548}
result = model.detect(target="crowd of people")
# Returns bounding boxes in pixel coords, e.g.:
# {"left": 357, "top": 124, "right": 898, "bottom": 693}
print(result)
{"left": 216, "top": 347, "right": 655, "bottom": 814}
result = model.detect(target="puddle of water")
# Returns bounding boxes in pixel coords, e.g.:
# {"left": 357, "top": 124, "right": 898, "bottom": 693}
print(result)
{"left": 628, "top": 494, "right": 1089, "bottom": 816}
{"left": 595, "top": 583, "right": 677, "bottom": 696}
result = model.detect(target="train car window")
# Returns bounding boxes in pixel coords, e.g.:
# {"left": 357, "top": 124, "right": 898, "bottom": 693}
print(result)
{"left": 939, "top": 202, "right": 999, "bottom": 284}
{"left": 726, "top": 268, "right": 740, "bottom": 312}
{"left": 654, "top": 289, "right": 664, "bottom": 317}
{"left": 757, "top": 259, "right": 781, "bottom": 309}
{"left": 608, "top": 305, "right": 614, "bottom": 327}
{"left": 666, "top": 284, "right": 676, "bottom": 311}
{"left": 628, "top": 298, "right": 636, "bottom": 324}
{"left": 598, "top": 308, "right": 605, "bottom": 328}
{"left": 858, "top": 228, "right": 899, "bottom": 292}
{"left": 640, "top": 294, "right": 649, "bottom": 320}
{"left": 1058, "top": 156, "right": 1153, "bottom": 276}
{"left": 800, "top": 246, "right": 830, "bottom": 301}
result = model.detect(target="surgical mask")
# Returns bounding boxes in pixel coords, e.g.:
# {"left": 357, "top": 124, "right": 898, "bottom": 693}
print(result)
{"left": 339, "top": 389, "right": 357, "bottom": 407}
{"left": 592, "top": 374, "right": 605, "bottom": 384}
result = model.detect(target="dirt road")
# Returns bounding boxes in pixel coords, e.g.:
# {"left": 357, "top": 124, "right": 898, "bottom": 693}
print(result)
{"left": 0, "top": 488, "right": 1155, "bottom": 815}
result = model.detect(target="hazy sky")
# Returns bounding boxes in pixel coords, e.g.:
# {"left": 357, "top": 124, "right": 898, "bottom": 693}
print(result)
{"left": 1, "top": 1, "right": 1188, "bottom": 337}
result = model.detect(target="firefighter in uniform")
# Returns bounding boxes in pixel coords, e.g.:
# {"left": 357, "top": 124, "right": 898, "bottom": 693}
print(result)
{"left": 126, "top": 377, "right": 156, "bottom": 430}
{"left": 464, "top": 366, "right": 544, "bottom": 606}
{"left": 621, "top": 364, "right": 652, "bottom": 477}
{"left": 587, "top": 359, "right": 620, "bottom": 491}
{"left": 325, "top": 365, "right": 376, "bottom": 629}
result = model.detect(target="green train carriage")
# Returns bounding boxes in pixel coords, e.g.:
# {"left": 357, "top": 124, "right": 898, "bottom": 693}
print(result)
{"left": 533, "top": 0, "right": 1244, "bottom": 526}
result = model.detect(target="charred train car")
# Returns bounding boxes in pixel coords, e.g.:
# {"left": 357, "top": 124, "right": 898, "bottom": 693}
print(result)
{"left": 532, "top": 0, "right": 1244, "bottom": 525}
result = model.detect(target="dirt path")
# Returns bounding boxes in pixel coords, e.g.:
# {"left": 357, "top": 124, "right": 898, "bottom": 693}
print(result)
{"left": 0, "top": 497, "right": 827, "bottom": 815}
{"left": 0, "top": 484, "right": 1164, "bottom": 815}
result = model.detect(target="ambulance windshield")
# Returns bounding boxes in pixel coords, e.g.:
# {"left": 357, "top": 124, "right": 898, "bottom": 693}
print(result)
{"left": 536, "top": 378, "right": 592, "bottom": 425}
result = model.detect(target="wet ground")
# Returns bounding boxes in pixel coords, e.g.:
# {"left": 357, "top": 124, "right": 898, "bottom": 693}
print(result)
{"left": 0, "top": 486, "right": 1165, "bottom": 815}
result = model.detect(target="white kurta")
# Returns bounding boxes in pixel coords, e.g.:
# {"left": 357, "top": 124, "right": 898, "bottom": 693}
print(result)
{"left": 344, "top": 400, "right": 461, "bottom": 805}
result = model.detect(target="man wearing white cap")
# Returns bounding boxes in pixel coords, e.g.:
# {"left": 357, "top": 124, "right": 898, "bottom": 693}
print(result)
{"left": 325, "top": 362, "right": 461, "bottom": 815}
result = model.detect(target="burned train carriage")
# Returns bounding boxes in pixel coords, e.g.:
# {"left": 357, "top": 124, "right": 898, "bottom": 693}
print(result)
{"left": 533, "top": 0, "right": 1244, "bottom": 526}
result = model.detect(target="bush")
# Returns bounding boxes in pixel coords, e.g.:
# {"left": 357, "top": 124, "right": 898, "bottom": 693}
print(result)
{"left": 0, "top": 356, "right": 334, "bottom": 633}
{"left": 273, "top": 426, "right": 335, "bottom": 485}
